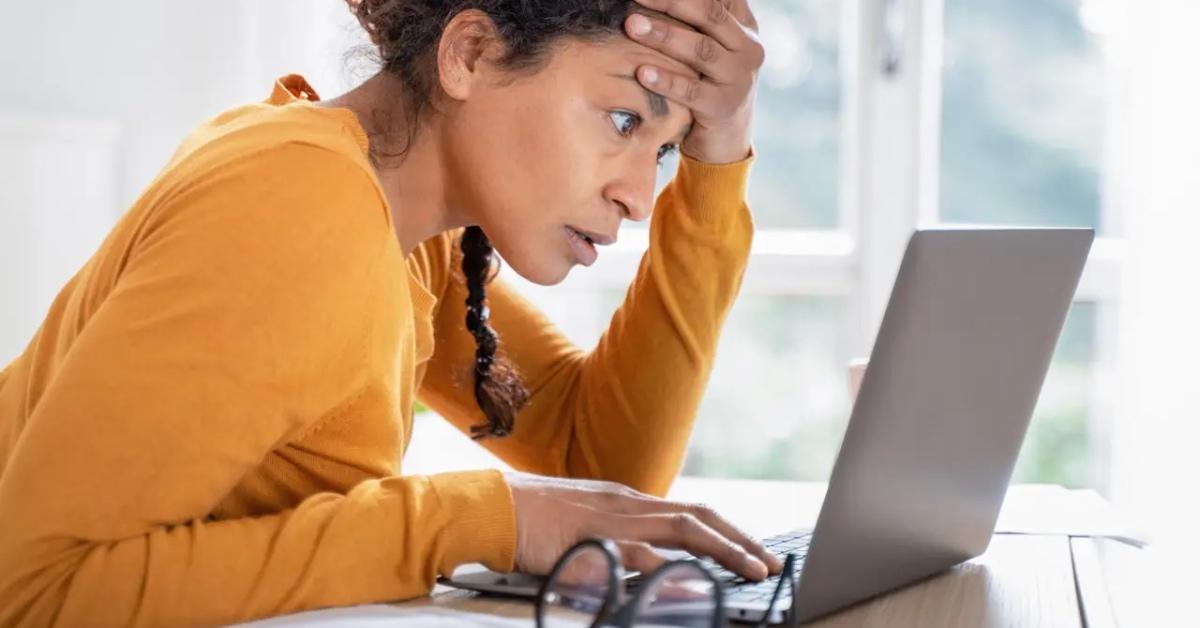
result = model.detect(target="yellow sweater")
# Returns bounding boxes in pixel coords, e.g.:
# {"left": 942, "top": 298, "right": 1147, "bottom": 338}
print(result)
{"left": 0, "top": 74, "right": 754, "bottom": 626}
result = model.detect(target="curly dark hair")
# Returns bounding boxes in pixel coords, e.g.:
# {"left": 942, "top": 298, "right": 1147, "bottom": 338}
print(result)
{"left": 346, "top": 0, "right": 652, "bottom": 438}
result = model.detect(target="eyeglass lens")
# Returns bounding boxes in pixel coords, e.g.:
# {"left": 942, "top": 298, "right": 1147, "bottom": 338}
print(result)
{"left": 538, "top": 544, "right": 616, "bottom": 627}
{"left": 630, "top": 561, "right": 719, "bottom": 627}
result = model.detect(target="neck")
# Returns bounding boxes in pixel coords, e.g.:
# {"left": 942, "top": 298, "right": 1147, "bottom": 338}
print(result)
{"left": 317, "top": 73, "right": 468, "bottom": 257}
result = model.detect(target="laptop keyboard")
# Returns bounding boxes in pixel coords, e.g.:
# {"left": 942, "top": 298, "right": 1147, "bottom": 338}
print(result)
{"left": 718, "top": 530, "right": 810, "bottom": 604}
{"left": 626, "top": 530, "right": 810, "bottom": 606}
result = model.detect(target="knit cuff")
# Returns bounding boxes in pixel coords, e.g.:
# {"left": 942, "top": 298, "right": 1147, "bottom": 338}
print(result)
{"left": 671, "top": 145, "right": 755, "bottom": 225}
{"left": 428, "top": 469, "right": 517, "bottom": 574}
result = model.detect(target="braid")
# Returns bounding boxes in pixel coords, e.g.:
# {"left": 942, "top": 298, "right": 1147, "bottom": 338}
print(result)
{"left": 460, "top": 226, "right": 528, "bottom": 438}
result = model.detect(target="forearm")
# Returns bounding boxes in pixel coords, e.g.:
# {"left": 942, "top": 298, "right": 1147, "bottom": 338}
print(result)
{"left": 0, "top": 471, "right": 514, "bottom": 627}
{"left": 564, "top": 153, "right": 754, "bottom": 495}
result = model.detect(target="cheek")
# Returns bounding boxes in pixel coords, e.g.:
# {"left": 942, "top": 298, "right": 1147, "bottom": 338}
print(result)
{"left": 507, "top": 93, "right": 597, "bottom": 205}
{"left": 445, "top": 86, "right": 607, "bottom": 284}
{"left": 470, "top": 93, "right": 598, "bottom": 228}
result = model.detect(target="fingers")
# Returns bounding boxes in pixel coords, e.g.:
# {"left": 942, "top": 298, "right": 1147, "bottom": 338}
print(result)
{"left": 521, "top": 476, "right": 778, "bottom": 580}
{"left": 623, "top": 2, "right": 765, "bottom": 121}
{"left": 625, "top": 13, "right": 738, "bottom": 83}
{"left": 638, "top": 65, "right": 736, "bottom": 121}
{"left": 639, "top": 65, "right": 710, "bottom": 109}
{"left": 586, "top": 482, "right": 782, "bottom": 576}
{"left": 596, "top": 510, "right": 769, "bottom": 580}
{"left": 617, "top": 540, "right": 669, "bottom": 575}
{"left": 613, "top": 496, "right": 783, "bottom": 575}
{"left": 680, "top": 503, "right": 783, "bottom": 574}
{"left": 630, "top": 0, "right": 748, "bottom": 50}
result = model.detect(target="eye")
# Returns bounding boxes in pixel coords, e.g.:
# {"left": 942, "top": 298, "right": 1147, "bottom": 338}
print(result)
{"left": 657, "top": 144, "right": 679, "bottom": 166}
{"left": 608, "top": 110, "right": 640, "bottom": 137}
{"left": 609, "top": 110, "right": 677, "bottom": 166}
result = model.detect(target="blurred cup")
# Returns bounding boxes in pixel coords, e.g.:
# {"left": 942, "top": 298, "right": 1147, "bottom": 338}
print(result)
{"left": 848, "top": 358, "right": 869, "bottom": 403}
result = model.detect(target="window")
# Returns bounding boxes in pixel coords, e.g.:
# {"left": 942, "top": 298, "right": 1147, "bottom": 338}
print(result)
{"left": 940, "top": 0, "right": 1116, "bottom": 233}
{"left": 416, "top": 0, "right": 1124, "bottom": 492}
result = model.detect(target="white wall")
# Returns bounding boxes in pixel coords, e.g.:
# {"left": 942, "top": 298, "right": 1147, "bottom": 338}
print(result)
{"left": 1108, "top": 0, "right": 1200, "bottom": 621}
{"left": 0, "top": 115, "right": 121, "bottom": 362}
{"left": 0, "top": 1, "right": 367, "bottom": 362}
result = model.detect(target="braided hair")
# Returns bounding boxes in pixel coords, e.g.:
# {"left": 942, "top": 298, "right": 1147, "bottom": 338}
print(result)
{"left": 458, "top": 226, "right": 527, "bottom": 438}
{"left": 346, "top": 0, "right": 650, "bottom": 437}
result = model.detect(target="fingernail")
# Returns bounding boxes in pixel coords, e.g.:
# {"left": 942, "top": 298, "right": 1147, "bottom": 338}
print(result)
{"left": 628, "top": 13, "right": 652, "bottom": 36}
{"left": 642, "top": 67, "right": 658, "bottom": 83}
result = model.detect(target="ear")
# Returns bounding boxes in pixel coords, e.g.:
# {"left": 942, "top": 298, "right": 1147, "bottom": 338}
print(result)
{"left": 437, "top": 9, "right": 505, "bottom": 101}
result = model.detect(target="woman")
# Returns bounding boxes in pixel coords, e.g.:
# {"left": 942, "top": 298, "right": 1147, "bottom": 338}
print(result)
{"left": 0, "top": 0, "right": 776, "bottom": 624}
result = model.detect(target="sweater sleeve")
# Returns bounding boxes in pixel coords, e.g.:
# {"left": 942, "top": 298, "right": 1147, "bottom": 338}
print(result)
{"left": 0, "top": 143, "right": 515, "bottom": 627}
{"left": 418, "top": 151, "right": 755, "bottom": 496}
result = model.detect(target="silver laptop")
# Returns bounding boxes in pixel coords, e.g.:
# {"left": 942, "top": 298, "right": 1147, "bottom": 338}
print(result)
{"left": 442, "top": 228, "right": 1095, "bottom": 625}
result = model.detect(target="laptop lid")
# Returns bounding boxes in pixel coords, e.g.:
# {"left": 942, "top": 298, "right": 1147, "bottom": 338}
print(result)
{"left": 792, "top": 228, "right": 1094, "bottom": 623}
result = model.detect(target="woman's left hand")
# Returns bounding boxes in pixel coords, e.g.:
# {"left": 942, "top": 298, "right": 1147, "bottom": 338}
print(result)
{"left": 624, "top": 0, "right": 764, "bottom": 164}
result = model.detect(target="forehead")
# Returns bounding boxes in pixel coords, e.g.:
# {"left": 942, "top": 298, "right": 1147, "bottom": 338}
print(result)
{"left": 550, "top": 32, "right": 698, "bottom": 121}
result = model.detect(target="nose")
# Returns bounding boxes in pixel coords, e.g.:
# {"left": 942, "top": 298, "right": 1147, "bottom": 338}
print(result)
{"left": 603, "top": 161, "right": 658, "bottom": 223}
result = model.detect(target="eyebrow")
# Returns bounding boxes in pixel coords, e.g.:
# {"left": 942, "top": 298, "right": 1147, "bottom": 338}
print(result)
{"left": 609, "top": 73, "right": 692, "bottom": 143}
{"left": 610, "top": 73, "right": 670, "bottom": 117}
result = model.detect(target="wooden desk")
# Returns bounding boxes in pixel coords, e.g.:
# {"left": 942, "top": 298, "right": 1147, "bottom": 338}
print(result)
{"left": 246, "top": 479, "right": 1135, "bottom": 627}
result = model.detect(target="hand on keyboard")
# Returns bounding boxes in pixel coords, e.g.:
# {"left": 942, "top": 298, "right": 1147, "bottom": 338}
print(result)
{"left": 504, "top": 472, "right": 785, "bottom": 581}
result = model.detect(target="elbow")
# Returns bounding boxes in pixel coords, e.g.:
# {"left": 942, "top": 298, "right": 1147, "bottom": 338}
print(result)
{"left": 0, "top": 544, "right": 88, "bottom": 628}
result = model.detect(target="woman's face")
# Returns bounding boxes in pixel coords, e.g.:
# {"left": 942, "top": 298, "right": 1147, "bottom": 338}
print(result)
{"left": 441, "top": 32, "right": 697, "bottom": 286}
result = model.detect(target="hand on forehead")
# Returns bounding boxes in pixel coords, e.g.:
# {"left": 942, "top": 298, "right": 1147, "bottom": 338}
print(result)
{"left": 617, "top": 0, "right": 763, "bottom": 164}
{"left": 624, "top": 7, "right": 703, "bottom": 80}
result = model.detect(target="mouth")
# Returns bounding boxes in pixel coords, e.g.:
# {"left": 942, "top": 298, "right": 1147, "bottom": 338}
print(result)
{"left": 566, "top": 225, "right": 617, "bottom": 246}
{"left": 565, "top": 226, "right": 613, "bottom": 267}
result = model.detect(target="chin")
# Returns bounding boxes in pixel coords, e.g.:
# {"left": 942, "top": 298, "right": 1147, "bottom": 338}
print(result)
{"left": 503, "top": 252, "right": 573, "bottom": 286}
{"left": 486, "top": 224, "right": 579, "bottom": 286}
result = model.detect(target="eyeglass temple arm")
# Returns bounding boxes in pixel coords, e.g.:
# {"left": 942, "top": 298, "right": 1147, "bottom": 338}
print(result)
{"left": 753, "top": 553, "right": 798, "bottom": 628}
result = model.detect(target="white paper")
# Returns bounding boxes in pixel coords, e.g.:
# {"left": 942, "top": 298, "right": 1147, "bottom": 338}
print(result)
{"left": 233, "top": 604, "right": 530, "bottom": 628}
{"left": 995, "top": 484, "right": 1150, "bottom": 547}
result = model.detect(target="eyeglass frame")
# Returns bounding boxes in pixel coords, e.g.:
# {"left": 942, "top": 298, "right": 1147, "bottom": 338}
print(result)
{"left": 534, "top": 537, "right": 798, "bottom": 628}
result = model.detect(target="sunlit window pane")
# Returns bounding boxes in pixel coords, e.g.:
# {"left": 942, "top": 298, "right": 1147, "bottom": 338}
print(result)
{"left": 940, "top": 0, "right": 1115, "bottom": 233}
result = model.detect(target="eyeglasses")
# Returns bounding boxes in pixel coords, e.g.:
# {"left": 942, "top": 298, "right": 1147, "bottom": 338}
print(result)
{"left": 535, "top": 538, "right": 797, "bottom": 628}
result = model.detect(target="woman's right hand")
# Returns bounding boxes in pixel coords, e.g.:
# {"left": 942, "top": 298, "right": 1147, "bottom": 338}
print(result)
{"left": 505, "top": 472, "right": 783, "bottom": 580}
